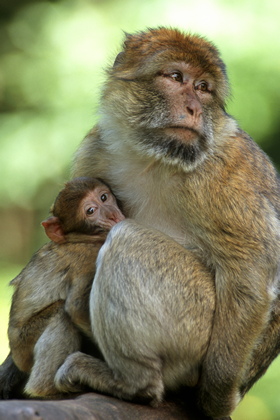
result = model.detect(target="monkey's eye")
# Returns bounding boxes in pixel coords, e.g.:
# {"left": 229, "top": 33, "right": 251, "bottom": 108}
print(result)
{"left": 86, "top": 207, "right": 95, "bottom": 215}
{"left": 195, "top": 81, "right": 209, "bottom": 92}
{"left": 169, "top": 72, "right": 183, "bottom": 83}
{"left": 100, "top": 193, "right": 108, "bottom": 202}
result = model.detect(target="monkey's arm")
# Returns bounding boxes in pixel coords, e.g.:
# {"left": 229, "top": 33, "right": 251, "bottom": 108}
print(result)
{"left": 63, "top": 240, "right": 103, "bottom": 337}
{"left": 65, "top": 275, "right": 92, "bottom": 337}
{"left": 240, "top": 288, "right": 280, "bottom": 396}
{"left": 197, "top": 138, "right": 280, "bottom": 417}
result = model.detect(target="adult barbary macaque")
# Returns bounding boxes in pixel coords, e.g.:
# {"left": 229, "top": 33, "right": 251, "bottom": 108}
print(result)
{"left": 5, "top": 177, "right": 124, "bottom": 398}
{"left": 55, "top": 28, "right": 280, "bottom": 418}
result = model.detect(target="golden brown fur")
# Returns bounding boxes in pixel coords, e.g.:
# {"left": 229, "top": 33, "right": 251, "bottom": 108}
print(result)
{"left": 4, "top": 178, "right": 124, "bottom": 398}
{"left": 54, "top": 28, "right": 280, "bottom": 418}
{"left": 8, "top": 234, "right": 104, "bottom": 397}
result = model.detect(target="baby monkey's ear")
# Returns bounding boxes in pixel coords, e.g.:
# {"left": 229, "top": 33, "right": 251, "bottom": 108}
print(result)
{"left": 41, "top": 216, "right": 66, "bottom": 243}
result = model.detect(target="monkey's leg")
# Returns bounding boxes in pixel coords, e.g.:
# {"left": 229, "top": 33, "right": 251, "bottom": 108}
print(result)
{"left": 24, "top": 310, "right": 82, "bottom": 398}
{"left": 56, "top": 220, "right": 214, "bottom": 405}
{"left": 55, "top": 351, "right": 164, "bottom": 405}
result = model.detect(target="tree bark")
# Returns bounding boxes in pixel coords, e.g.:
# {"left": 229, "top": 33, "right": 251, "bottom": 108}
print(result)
{"left": 0, "top": 392, "right": 231, "bottom": 420}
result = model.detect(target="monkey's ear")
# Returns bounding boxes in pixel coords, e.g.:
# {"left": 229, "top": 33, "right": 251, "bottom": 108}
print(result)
{"left": 41, "top": 217, "right": 66, "bottom": 243}
{"left": 113, "top": 51, "right": 125, "bottom": 67}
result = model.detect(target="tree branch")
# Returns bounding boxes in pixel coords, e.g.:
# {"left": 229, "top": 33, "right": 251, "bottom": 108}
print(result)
{"left": 0, "top": 392, "right": 232, "bottom": 420}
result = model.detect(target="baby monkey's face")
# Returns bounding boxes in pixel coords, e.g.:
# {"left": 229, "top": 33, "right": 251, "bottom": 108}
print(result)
{"left": 81, "top": 185, "right": 125, "bottom": 231}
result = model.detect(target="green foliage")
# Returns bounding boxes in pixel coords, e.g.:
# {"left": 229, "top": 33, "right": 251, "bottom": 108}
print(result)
{"left": 0, "top": 0, "right": 280, "bottom": 209}
{"left": 0, "top": 265, "right": 18, "bottom": 362}
{"left": 0, "top": 0, "right": 279, "bottom": 257}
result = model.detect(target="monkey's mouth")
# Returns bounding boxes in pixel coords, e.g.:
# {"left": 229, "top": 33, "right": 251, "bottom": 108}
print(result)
{"left": 165, "top": 126, "right": 200, "bottom": 142}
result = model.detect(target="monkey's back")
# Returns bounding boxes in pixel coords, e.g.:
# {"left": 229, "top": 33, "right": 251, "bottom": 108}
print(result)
{"left": 8, "top": 234, "right": 105, "bottom": 372}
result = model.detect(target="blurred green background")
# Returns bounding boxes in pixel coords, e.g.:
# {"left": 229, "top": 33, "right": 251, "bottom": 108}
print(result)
{"left": 0, "top": 0, "right": 279, "bottom": 418}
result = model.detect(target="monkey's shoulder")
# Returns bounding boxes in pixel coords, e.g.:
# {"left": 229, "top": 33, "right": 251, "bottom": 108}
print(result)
{"left": 73, "top": 125, "right": 110, "bottom": 178}
{"left": 231, "top": 128, "right": 277, "bottom": 176}
{"left": 213, "top": 128, "right": 280, "bottom": 198}
{"left": 9, "top": 242, "right": 60, "bottom": 287}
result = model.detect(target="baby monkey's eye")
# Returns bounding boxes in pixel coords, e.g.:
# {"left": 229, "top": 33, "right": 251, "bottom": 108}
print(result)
{"left": 86, "top": 207, "right": 95, "bottom": 215}
{"left": 101, "top": 193, "right": 108, "bottom": 202}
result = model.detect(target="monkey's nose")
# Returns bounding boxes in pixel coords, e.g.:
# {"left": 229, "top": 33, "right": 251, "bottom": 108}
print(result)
{"left": 186, "top": 99, "right": 202, "bottom": 120}
{"left": 111, "top": 213, "right": 125, "bottom": 223}
{"left": 108, "top": 211, "right": 125, "bottom": 224}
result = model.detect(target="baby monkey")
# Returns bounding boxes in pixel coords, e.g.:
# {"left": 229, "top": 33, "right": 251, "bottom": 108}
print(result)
{"left": 5, "top": 177, "right": 124, "bottom": 398}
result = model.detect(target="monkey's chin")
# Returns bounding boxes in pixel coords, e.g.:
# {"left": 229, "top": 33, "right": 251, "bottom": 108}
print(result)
{"left": 165, "top": 127, "right": 200, "bottom": 143}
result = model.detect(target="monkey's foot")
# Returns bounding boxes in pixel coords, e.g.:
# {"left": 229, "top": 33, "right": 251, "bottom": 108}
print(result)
{"left": 55, "top": 351, "right": 165, "bottom": 407}
{"left": 55, "top": 353, "right": 85, "bottom": 394}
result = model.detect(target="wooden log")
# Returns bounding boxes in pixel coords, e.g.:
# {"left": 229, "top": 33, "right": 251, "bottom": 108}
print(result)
{"left": 0, "top": 392, "right": 231, "bottom": 420}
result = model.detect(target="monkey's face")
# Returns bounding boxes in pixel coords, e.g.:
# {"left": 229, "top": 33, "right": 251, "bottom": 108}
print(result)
{"left": 80, "top": 186, "right": 125, "bottom": 232}
{"left": 53, "top": 178, "right": 125, "bottom": 236}
{"left": 100, "top": 28, "right": 230, "bottom": 171}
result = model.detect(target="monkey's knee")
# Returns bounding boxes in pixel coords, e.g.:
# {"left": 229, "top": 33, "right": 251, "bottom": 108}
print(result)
{"left": 24, "top": 359, "right": 69, "bottom": 398}
{"left": 24, "top": 371, "right": 57, "bottom": 398}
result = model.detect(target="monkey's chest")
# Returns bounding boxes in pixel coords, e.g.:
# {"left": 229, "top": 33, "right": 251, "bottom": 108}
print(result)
{"left": 115, "top": 172, "right": 191, "bottom": 247}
